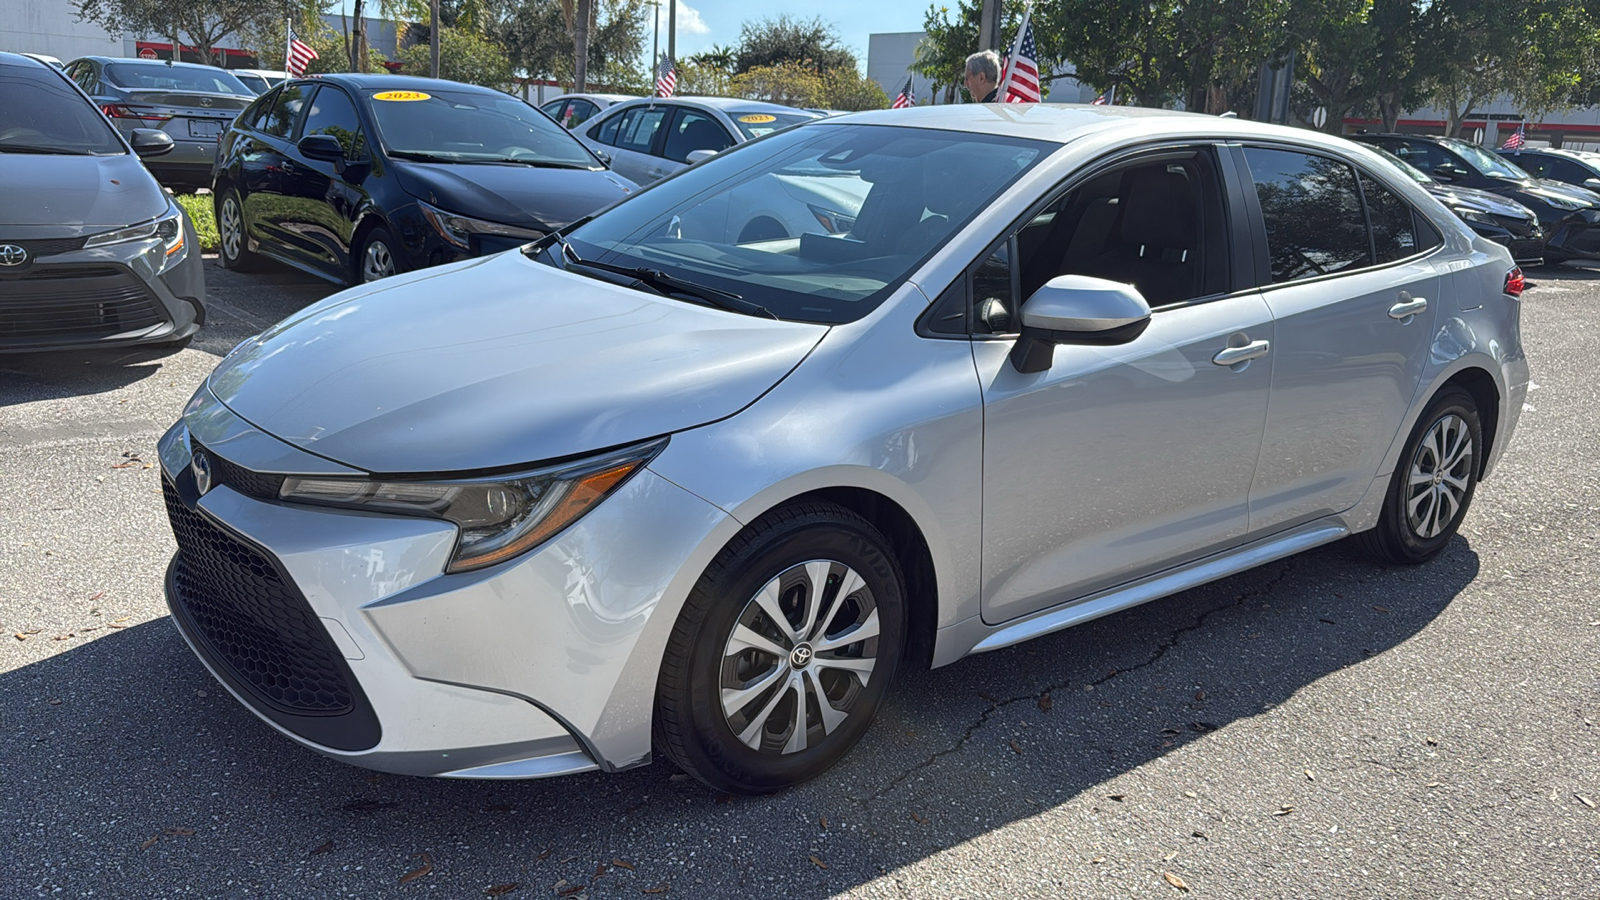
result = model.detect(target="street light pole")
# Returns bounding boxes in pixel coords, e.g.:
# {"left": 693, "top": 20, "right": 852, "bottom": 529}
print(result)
{"left": 575, "top": 0, "right": 590, "bottom": 91}
{"left": 429, "top": 0, "right": 440, "bottom": 78}
{"left": 667, "top": 0, "right": 676, "bottom": 72}
{"left": 978, "top": 0, "right": 1002, "bottom": 52}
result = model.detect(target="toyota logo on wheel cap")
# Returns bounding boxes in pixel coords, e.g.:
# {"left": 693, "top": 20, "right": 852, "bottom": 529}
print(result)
{"left": 0, "top": 245, "right": 27, "bottom": 267}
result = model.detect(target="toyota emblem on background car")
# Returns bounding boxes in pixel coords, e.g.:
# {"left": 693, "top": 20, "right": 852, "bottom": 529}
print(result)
{"left": 199, "top": 97, "right": 212, "bottom": 107}
{"left": 0, "top": 244, "right": 28, "bottom": 267}
{"left": 191, "top": 450, "right": 212, "bottom": 495}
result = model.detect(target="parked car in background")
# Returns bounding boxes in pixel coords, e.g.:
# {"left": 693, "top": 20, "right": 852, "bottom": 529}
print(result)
{"left": 577, "top": 96, "right": 824, "bottom": 186}
{"left": 1496, "top": 146, "right": 1600, "bottom": 193}
{"left": 0, "top": 52, "right": 203, "bottom": 352}
{"left": 20, "top": 52, "right": 63, "bottom": 69}
{"left": 230, "top": 68, "right": 289, "bottom": 95}
{"left": 1351, "top": 132, "right": 1600, "bottom": 263}
{"left": 1368, "top": 145, "right": 1544, "bottom": 265}
{"left": 540, "top": 92, "right": 635, "bottom": 130}
{"left": 213, "top": 74, "right": 635, "bottom": 284}
{"left": 64, "top": 56, "right": 254, "bottom": 190}
{"left": 160, "top": 105, "right": 1526, "bottom": 794}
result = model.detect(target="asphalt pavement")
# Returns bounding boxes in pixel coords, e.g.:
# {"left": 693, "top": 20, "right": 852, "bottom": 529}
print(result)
{"left": 1, "top": 257, "right": 1596, "bottom": 898}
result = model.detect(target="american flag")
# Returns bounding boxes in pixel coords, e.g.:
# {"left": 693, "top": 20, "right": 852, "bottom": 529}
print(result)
{"left": 1090, "top": 93, "right": 1108, "bottom": 105}
{"left": 1501, "top": 122, "right": 1526, "bottom": 150}
{"left": 1001, "top": 10, "right": 1041, "bottom": 103}
{"left": 286, "top": 25, "right": 317, "bottom": 77}
{"left": 655, "top": 57, "right": 677, "bottom": 98}
{"left": 892, "top": 76, "right": 916, "bottom": 109}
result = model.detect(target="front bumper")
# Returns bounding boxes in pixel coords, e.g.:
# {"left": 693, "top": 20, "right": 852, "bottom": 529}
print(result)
{"left": 0, "top": 222, "right": 204, "bottom": 352}
{"left": 157, "top": 390, "right": 730, "bottom": 778}
{"left": 1542, "top": 214, "right": 1600, "bottom": 260}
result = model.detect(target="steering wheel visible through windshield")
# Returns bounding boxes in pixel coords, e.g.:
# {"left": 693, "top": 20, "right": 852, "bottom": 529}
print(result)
{"left": 366, "top": 88, "right": 602, "bottom": 168}
{"left": 544, "top": 123, "right": 1053, "bottom": 324}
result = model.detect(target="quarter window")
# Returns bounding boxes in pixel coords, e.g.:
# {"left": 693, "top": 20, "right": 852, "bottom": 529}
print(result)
{"left": 1242, "top": 147, "right": 1371, "bottom": 283}
{"left": 1360, "top": 175, "right": 1422, "bottom": 264}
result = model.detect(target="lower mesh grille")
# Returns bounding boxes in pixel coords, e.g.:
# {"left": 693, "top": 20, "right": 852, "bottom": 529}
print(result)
{"left": 0, "top": 265, "right": 166, "bottom": 342}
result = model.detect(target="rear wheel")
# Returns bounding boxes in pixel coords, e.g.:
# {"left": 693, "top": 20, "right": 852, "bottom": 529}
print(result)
{"left": 216, "top": 189, "right": 262, "bottom": 272}
{"left": 656, "top": 502, "right": 906, "bottom": 794}
{"left": 1357, "top": 386, "right": 1482, "bottom": 564}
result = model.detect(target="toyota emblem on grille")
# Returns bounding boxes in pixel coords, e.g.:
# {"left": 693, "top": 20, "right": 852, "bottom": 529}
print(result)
{"left": 192, "top": 451, "right": 213, "bottom": 495}
{"left": 199, "top": 97, "right": 213, "bottom": 107}
{"left": 0, "top": 244, "right": 27, "bottom": 267}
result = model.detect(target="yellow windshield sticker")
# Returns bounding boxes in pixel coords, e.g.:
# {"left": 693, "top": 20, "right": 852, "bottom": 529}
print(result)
{"left": 738, "top": 114, "right": 777, "bottom": 124}
{"left": 373, "top": 90, "right": 431, "bottom": 102}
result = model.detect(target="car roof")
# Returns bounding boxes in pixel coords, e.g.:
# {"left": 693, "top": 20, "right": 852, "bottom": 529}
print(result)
{"left": 545, "top": 93, "right": 635, "bottom": 104}
{"left": 0, "top": 50, "right": 53, "bottom": 70}
{"left": 609, "top": 95, "right": 823, "bottom": 115}
{"left": 233, "top": 68, "right": 289, "bottom": 78}
{"left": 301, "top": 73, "right": 508, "bottom": 94}
{"left": 75, "top": 55, "right": 238, "bottom": 74}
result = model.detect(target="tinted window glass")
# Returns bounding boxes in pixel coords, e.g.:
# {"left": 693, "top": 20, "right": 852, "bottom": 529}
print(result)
{"left": 299, "top": 86, "right": 366, "bottom": 157}
{"left": 567, "top": 99, "right": 599, "bottom": 128}
{"left": 242, "top": 88, "right": 278, "bottom": 130}
{"left": 615, "top": 106, "right": 667, "bottom": 154}
{"left": 68, "top": 61, "right": 97, "bottom": 92}
{"left": 662, "top": 109, "right": 733, "bottom": 163}
{"left": 1243, "top": 147, "right": 1371, "bottom": 283}
{"left": 1384, "top": 140, "right": 1450, "bottom": 174}
{"left": 1551, "top": 157, "right": 1593, "bottom": 184}
{"left": 104, "top": 62, "right": 252, "bottom": 96}
{"left": 541, "top": 99, "right": 567, "bottom": 119}
{"left": 0, "top": 68, "right": 124, "bottom": 154}
{"left": 1511, "top": 154, "right": 1549, "bottom": 177}
{"left": 1361, "top": 174, "right": 1421, "bottom": 263}
{"left": 260, "top": 83, "right": 309, "bottom": 138}
{"left": 235, "top": 72, "right": 271, "bottom": 95}
{"left": 591, "top": 110, "right": 621, "bottom": 145}
{"left": 972, "top": 243, "right": 1016, "bottom": 334}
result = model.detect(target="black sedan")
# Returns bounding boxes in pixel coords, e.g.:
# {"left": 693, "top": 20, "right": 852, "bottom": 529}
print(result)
{"left": 1, "top": 52, "right": 204, "bottom": 352}
{"left": 1497, "top": 146, "right": 1600, "bottom": 193}
{"left": 1351, "top": 133, "right": 1600, "bottom": 263}
{"left": 1367, "top": 146, "right": 1545, "bottom": 265}
{"left": 212, "top": 74, "right": 636, "bottom": 285}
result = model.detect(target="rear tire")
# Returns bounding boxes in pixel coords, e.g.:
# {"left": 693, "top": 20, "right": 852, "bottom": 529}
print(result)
{"left": 655, "top": 502, "right": 906, "bottom": 794}
{"left": 216, "top": 189, "right": 263, "bottom": 272}
{"left": 1357, "top": 386, "right": 1482, "bottom": 565}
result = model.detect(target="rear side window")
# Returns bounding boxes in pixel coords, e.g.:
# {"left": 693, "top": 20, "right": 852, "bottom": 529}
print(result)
{"left": 615, "top": 106, "right": 667, "bottom": 154}
{"left": 567, "top": 99, "right": 599, "bottom": 128}
{"left": 1242, "top": 147, "right": 1371, "bottom": 283}
{"left": 1360, "top": 175, "right": 1423, "bottom": 263}
{"left": 260, "top": 83, "right": 309, "bottom": 138}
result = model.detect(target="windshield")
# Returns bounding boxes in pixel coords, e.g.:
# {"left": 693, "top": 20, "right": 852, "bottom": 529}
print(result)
{"left": 550, "top": 123, "right": 1053, "bottom": 324}
{"left": 729, "top": 110, "right": 820, "bottom": 139}
{"left": 1371, "top": 146, "right": 1433, "bottom": 185}
{"left": 104, "top": 63, "right": 253, "bottom": 96}
{"left": 1447, "top": 139, "right": 1531, "bottom": 180}
{"left": 0, "top": 69, "right": 124, "bottom": 154}
{"left": 366, "top": 88, "right": 600, "bottom": 167}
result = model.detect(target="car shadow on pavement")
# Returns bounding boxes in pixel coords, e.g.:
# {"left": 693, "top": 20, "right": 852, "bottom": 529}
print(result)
{"left": 0, "top": 347, "right": 180, "bottom": 408}
{"left": 1, "top": 537, "right": 1478, "bottom": 897}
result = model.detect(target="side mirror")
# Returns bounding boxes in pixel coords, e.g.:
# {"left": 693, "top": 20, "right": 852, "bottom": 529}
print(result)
{"left": 686, "top": 148, "right": 718, "bottom": 164}
{"left": 1009, "top": 275, "right": 1152, "bottom": 374}
{"left": 593, "top": 149, "right": 613, "bottom": 166}
{"left": 1584, "top": 177, "right": 1600, "bottom": 190}
{"left": 297, "top": 134, "right": 346, "bottom": 164}
{"left": 129, "top": 128, "right": 174, "bottom": 158}
{"left": 1431, "top": 163, "right": 1462, "bottom": 182}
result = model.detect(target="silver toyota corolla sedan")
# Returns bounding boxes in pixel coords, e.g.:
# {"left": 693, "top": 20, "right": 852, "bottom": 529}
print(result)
{"left": 159, "top": 105, "right": 1528, "bottom": 793}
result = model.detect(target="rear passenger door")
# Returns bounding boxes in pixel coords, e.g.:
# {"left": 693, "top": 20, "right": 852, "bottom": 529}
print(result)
{"left": 1234, "top": 145, "right": 1445, "bottom": 536}
{"left": 604, "top": 104, "right": 672, "bottom": 183}
{"left": 239, "top": 83, "right": 310, "bottom": 262}
{"left": 280, "top": 84, "right": 371, "bottom": 278}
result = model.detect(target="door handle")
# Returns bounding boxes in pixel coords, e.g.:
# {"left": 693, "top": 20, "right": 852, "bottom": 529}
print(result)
{"left": 281, "top": 159, "right": 296, "bottom": 173}
{"left": 1388, "top": 295, "right": 1428, "bottom": 319}
{"left": 1212, "top": 340, "right": 1270, "bottom": 366}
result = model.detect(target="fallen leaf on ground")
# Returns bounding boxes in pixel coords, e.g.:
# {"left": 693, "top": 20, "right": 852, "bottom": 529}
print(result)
{"left": 1319, "top": 618, "right": 1336, "bottom": 625}
{"left": 557, "top": 883, "right": 586, "bottom": 897}
{"left": 809, "top": 855, "right": 828, "bottom": 870}
{"left": 1305, "top": 769, "right": 1315, "bottom": 782}
{"left": 162, "top": 827, "right": 195, "bottom": 836}
{"left": 1038, "top": 692, "right": 1053, "bottom": 712}
{"left": 1009, "top": 739, "right": 1022, "bottom": 755}
{"left": 1191, "top": 831, "right": 1207, "bottom": 839}
{"left": 1578, "top": 794, "right": 1596, "bottom": 809}
{"left": 1426, "top": 781, "right": 1441, "bottom": 788}
{"left": 309, "top": 840, "right": 334, "bottom": 855}
{"left": 559, "top": 856, "right": 579, "bottom": 865}
{"left": 1190, "top": 722, "right": 1218, "bottom": 733}
{"left": 1183, "top": 791, "right": 1197, "bottom": 798}
{"left": 53, "top": 634, "right": 73, "bottom": 641}
{"left": 1373, "top": 605, "right": 1391, "bottom": 613}
{"left": 1108, "top": 794, "right": 1125, "bottom": 802}
{"left": 1273, "top": 805, "right": 1295, "bottom": 816}
{"left": 400, "top": 852, "right": 433, "bottom": 884}
{"left": 110, "top": 462, "right": 139, "bottom": 469}
{"left": 1163, "top": 871, "right": 1190, "bottom": 891}
{"left": 1091, "top": 856, "right": 1106, "bottom": 864}
{"left": 594, "top": 863, "right": 608, "bottom": 878}
{"left": 536, "top": 848, "right": 553, "bottom": 861}
{"left": 139, "top": 836, "right": 158, "bottom": 850}
{"left": 484, "top": 885, "right": 518, "bottom": 897}
{"left": 1163, "top": 850, "right": 1178, "bottom": 862}
{"left": 643, "top": 885, "right": 669, "bottom": 895}
{"left": 910, "top": 811, "right": 927, "bottom": 824}
{"left": 1426, "top": 737, "right": 1439, "bottom": 746}
{"left": 668, "top": 774, "right": 689, "bottom": 783}
{"left": 612, "top": 859, "right": 634, "bottom": 871}
{"left": 1194, "top": 690, "right": 1206, "bottom": 701}
{"left": 819, "top": 815, "right": 828, "bottom": 830}
{"left": 107, "top": 622, "right": 128, "bottom": 628}
{"left": 88, "top": 591, "right": 105, "bottom": 601}
{"left": 48, "top": 698, "right": 62, "bottom": 706}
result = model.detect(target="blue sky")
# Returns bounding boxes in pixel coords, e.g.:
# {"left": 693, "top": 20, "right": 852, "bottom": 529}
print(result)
{"left": 649, "top": 1, "right": 933, "bottom": 64}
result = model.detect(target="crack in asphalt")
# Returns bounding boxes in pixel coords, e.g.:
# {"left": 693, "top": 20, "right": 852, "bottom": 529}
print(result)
{"left": 856, "top": 558, "right": 1301, "bottom": 807}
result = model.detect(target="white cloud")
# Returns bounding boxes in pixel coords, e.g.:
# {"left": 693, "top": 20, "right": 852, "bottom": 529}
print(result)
{"left": 653, "top": 1, "right": 711, "bottom": 38}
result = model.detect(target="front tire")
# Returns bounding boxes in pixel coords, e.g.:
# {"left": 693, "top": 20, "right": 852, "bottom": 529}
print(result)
{"left": 656, "top": 502, "right": 906, "bottom": 794}
{"left": 356, "top": 226, "right": 402, "bottom": 284}
{"left": 1357, "top": 386, "right": 1482, "bottom": 565}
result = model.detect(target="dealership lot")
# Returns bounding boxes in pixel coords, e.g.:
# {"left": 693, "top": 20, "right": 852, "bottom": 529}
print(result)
{"left": 2, "top": 258, "right": 1597, "bottom": 897}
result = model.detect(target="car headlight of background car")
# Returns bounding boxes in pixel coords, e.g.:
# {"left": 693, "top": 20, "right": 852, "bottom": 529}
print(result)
{"left": 1453, "top": 207, "right": 1499, "bottom": 226}
{"left": 1530, "top": 191, "right": 1589, "bottom": 211}
{"left": 275, "top": 439, "right": 665, "bottom": 572}
{"left": 84, "top": 205, "right": 187, "bottom": 272}
{"left": 419, "top": 199, "right": 547, "bottom": 250}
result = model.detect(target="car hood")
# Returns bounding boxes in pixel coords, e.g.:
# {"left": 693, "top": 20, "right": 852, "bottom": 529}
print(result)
{"left": 206, "top": 252, "right": 827, "bottom": 473}
{"left": 393, "top": 161, "right": 635, "bottom": 230}
{"left": 1426, "top": 184, "right": 1536, "bottom": 220}
{"left": 1509, "top": 177, "right": 1600, "bottom": 207}
{"left": 0, "top": 153, "right": 166, "bottom": 227}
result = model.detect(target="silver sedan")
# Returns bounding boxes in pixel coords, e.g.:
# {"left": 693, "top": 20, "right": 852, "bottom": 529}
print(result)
{"left": 158, "top": 105, "right": 1528, "bottom": 793}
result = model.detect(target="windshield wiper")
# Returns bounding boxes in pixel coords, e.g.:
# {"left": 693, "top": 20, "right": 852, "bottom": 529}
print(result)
{"left": 549, "top": 233, "right": 776, "bottom": 320}
{"left": 484, "top": 158, "right": 595, "bottom": 169}
{"left": 0, "top": 144, "right": 96, "bottom": 155}
{"left": 388, "top": 150, "right": 461, "bottom": 163}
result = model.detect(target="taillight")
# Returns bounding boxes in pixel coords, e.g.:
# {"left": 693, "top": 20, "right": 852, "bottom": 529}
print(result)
{"left": 1504, "top": 267, "right": 1526, "bottom": 297}
{"left": 100, "top": 104, "right": 172, "bottom": 123}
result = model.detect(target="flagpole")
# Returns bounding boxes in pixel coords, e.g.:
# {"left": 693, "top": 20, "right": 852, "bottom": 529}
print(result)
{"left": 1000, "top": 1, "right": 1034, "bottom": 100}
{"left": 285, "top": 19, "right": 292, "bottom": 73}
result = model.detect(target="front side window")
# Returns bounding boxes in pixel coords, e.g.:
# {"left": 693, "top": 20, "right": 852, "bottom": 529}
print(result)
{"left": 0, "top": 68, "right": 124, "bottom": 155}
{"left": 1242, "top": 147, "right": 1371, "bottom": 284}
{"left": 661, "top": 109, "right": 733, "bottom": 163}
{"left": 260, "top": 84, "right": 309, "bottom": 138}
{"left": 553, "top": 124, "right": 1051, "bottom": 324}
{"left": 365, "top": 88, "right": 598, "bottom": 168}
{"left": 298, "top": 86, "right": 366, "bottom": 158}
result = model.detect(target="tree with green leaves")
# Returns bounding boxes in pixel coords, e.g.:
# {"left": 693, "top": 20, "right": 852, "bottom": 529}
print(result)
{"left": 734, "top": 15, "right": 856, "bottom": 75}
{"left": 488, "top": 0, "right": 648, "bottom": 89}
{"left": 397, "top": 26, "right": 513, "bottom": 88}
{"left": 74, "top": 0, "right": 326, "bottom": 63}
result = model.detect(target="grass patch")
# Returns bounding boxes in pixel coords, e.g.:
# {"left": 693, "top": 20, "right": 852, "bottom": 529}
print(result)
{"left": 174, "top": 193, "right": 219, "bottom": 253}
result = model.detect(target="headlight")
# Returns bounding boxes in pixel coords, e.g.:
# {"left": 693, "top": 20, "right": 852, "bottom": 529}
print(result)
{"left": 1453, "top": 208, "right": 1497, "bottom": 226}
{"left": 807, "top": 203, "right": 857, "bottom": 235}
{"left": 277, "top": 439, "right": 665, "bottom": 573}
{"left": 84, "top": 206, "right": 186, "bottom": 270}
{"left": 419, "top": 200, "right": 546, "bottom": 250}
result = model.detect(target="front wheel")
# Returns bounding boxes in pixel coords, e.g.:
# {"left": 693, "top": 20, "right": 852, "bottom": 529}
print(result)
{"left": 356, "top": 226, "right": 402, "bottom": 284}
{"left": 655, "top": 502, "right": 906, "bottom": 794}
{"left": 1357, "top": 386, "right": 1482, "bottom": 564}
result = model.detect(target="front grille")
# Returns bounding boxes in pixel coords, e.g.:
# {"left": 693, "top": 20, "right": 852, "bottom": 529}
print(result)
{"left": 164, "top": 478, "right": 354, "bottom": 714}
{"left": 1, "top": 237, "right": 88, "bottom": 258}
{"left": 194, "top": 443, "right": 285, "bottom": 501}
{"left": 0, "top": 264, "right": 166, "bottom": 342}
